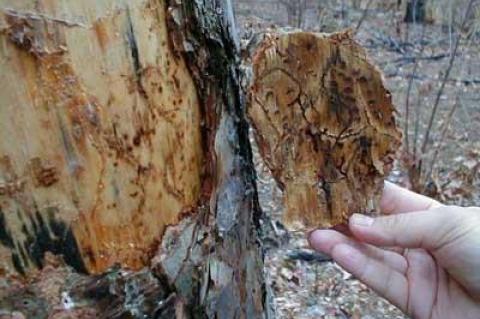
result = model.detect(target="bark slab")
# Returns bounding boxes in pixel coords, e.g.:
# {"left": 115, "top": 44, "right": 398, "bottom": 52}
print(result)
{"left": 248, "top": 30, "right": 402, "bottom": 231}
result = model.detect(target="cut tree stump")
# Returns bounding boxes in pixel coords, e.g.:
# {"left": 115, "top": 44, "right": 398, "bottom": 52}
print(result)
{"left": 0, "top": 0, "right": 266, "bottom": 318}
{"left": 248, "top": 31, "right": 402, "bottom": 231}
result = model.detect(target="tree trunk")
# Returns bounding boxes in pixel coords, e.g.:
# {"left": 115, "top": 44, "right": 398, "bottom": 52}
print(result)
{"left": 0, "top": 0, "right": 265, "bottom": 318}
{"left": 404, "top": 0, "right": 426, "bottom": 23}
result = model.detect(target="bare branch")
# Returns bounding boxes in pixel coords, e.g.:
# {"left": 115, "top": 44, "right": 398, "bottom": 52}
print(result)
{"left": 421, "top": 0, "right": 475, "bottom": 153}
{"left": 354, "top": 0, "right": 374, "bottom": 33}
{"left": 404, "top": 24, "right": 427, "bottom": 153}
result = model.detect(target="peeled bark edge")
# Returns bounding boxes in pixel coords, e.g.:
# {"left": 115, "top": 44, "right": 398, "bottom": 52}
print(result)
{"left": 165, "top": 0, "right": 266, "bottom": 318}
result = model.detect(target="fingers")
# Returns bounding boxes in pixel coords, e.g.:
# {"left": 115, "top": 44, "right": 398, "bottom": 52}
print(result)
{"left": 403, "top": 249, "right": 438, "bottom": 319}
{"left": 309, "top": 230, "right": 408, "bottom": 273}
{"left": 381, "top": 181, "right": 441, "bottom": 215}
{"left": 349, "top": 209, "right": 455, "bottom": 251}
{"left": 309, "top": 230, "right": 409, "bottom": 313}
{"left": 331, "top": 244, "right": 408, "bottom": 311}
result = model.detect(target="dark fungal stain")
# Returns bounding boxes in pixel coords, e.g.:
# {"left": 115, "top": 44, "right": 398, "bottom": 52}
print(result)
{"left": 126, "top": 8, "right": 148, "bottom": 99}
{"left": 43, "top": 207, "right": 87, "bottom": 273}
{"left": 359, "top": 136, "right": 371, "bottom": 152}
{"left": 0, "top": 208, "right": 15, "bottom": 248}
{"left": 172, "top": 74, "right": 180, "bottom": 89}
{"left": 19, "top": 244, "right": 30, "bottom": 268}
{"left": 126, "top": 11, "right": 142, "bottom": 77}
{"left": 0, "top": 204, "right": 88, "bottom": 275}
{"left": 12, "top": 253, "right": 26, "bottom": 275}
{"left": 321, "top": 181, "right": 333, "bottom": 219}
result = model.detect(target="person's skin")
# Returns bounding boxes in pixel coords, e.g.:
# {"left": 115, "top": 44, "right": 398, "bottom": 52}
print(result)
{"left": 309, "top": 181, "right": 480, "bottom": 319}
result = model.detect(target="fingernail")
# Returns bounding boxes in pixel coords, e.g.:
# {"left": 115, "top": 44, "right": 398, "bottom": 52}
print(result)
{"left": 350, "top": 214, "right": 374, "bottom": 227}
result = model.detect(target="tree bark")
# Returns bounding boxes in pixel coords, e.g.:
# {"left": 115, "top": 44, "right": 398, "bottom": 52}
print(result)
{"left": 0, "top": 0, "right": 265, "bottom": 318}
{"left": 248, "top": 30, "right": 402, "bottom": 231}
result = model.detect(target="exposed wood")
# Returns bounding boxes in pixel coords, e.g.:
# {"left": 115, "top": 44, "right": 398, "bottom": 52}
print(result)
{"left": 0, "top": 0, "right": 204, "bottom": 275}
{"left": 0, "top": 0, "right": 266, "bottom": 318}
{"left": 248, "top": 31, "right": 402, "bottom": 231}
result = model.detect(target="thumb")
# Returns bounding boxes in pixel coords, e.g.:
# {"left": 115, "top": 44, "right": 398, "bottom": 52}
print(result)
{"left": 348, "top": 208, "right": 459, "bottom": 251}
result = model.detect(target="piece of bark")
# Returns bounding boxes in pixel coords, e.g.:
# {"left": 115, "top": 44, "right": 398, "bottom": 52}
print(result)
{"left": 248, "top": 30, "right": 402, "bottom": 231}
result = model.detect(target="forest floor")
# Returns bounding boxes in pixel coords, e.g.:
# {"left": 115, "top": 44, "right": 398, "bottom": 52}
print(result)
{"left": 234, "top": 1, "right": 480, "bottom": 318}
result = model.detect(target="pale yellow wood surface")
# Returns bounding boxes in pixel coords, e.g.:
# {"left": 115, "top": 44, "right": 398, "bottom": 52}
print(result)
{"left": 0, "top": 0, "right": 203, "bottom": 274}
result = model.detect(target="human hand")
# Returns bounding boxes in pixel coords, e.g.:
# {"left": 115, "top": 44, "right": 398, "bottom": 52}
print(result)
{"left": 309, "top": 182, "right": 480, "bottom": 319}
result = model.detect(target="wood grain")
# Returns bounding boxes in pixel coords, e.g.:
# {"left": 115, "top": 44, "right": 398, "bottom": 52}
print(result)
{"left": 0, "top": 0, "right": 203, "bottom": 274}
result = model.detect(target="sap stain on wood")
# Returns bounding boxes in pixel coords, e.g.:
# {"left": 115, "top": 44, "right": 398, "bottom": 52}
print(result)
{"left": 126, "top": 8, "right": 146, "bottom": 98}
{"left": 248, "top": 31, "right": 402, "bottom": 231}
{"left": 0, "top": 211, "right": 15, "bottom": 249}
